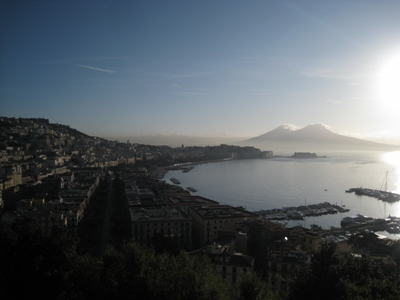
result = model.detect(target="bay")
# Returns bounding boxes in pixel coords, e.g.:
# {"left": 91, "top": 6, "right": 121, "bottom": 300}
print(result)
{"left": 163, "top": 151, "right": 400, "bottom": 231}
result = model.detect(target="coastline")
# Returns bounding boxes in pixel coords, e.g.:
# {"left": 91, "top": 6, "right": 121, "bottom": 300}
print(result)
{"left": 150, "top": 157, "right": 234, "bottom": 179}
{"left": 148, "top": 153, "right": 400, "bottom": 238}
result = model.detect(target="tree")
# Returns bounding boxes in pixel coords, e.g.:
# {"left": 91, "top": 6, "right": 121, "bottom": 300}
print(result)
{"left": 287, "top": 242, "right": 400, "bottom": 300}
{"left": 236, "top": 272, "right": 278, "bottom": 300}
{"left": 0, "top": 218, "right": 78, "bottom": 299}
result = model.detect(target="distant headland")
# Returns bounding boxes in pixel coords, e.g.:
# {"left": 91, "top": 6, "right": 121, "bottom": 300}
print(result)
{"left": 291, "top": 152, "right": 326, "bottom": 159}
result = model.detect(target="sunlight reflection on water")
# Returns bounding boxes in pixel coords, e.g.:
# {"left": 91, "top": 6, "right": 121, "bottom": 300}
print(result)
{"left": 381, "top": 151, "right": 400, "bottom": 193}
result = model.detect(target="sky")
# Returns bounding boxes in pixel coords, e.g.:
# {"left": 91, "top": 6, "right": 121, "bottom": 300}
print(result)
{"left": 1, "top": 1, "right": 400, "bottom": 145}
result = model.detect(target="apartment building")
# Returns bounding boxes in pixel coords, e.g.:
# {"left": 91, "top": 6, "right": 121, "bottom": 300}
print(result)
{"left": 205, "top": 240, "right": 254, "bottom": 284}
{"left": 165, "top": 195, "right": 219, "bottom": 213}
{"left": 130, "top": 206, "right": 192, "bottom": 249}
{"left": 188, "top": 205, "right": 260, "bottom": 247}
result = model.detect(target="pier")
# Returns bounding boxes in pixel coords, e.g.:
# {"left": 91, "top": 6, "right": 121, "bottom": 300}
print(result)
{"left": 346, "top": 187, "right": 400, "bottom": 202}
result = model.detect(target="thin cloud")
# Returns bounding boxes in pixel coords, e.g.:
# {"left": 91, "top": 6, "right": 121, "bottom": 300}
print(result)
{"left": 169, "top": 83, "right": 183, "bottom": 89}
{"left": 155, "top": 71, "right": 211, "bottom": 79}
{"left": 301, "top": 68, "right": 352, "bottom": 81}
{"left": 74, "top": 64, "right": 116, "bottom": 74}
{"left": 326, "top": 99, "right": 342, "bottom": 104}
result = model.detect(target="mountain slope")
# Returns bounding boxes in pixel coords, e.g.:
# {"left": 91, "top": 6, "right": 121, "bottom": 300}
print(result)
{"left": 243, "top": 124, "right": 400, "bottom": 151}
{"left": 251, "top": 124, "right": 297, "bottom": 141}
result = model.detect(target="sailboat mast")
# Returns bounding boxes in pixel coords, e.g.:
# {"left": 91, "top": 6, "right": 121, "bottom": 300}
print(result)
{"left": 380, "top": 170, "right": 389, "bottom": 192}
{"left": 385, "top": 170, "right": 388, "bottom": 192}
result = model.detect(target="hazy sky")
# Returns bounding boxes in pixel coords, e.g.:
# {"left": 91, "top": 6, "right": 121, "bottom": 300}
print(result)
{"left": 1, "top": 1, "right": 400, "bottom": 144}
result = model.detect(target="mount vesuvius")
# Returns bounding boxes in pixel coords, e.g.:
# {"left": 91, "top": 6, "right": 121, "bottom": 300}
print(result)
{"left": 241, "top": 124, "right": 400, "bottom": 152}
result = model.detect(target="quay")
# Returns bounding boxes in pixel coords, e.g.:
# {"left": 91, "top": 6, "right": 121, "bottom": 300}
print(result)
{"left": 255, "top": 202, "right": 349, "bottom": 220}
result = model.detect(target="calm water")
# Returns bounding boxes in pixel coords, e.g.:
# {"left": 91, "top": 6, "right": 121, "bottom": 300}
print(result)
{"left": 163, "top": 151, "right": 400, "bottom": 230}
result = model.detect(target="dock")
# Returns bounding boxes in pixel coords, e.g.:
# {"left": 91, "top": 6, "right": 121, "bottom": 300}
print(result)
{"left": 255, "top": 202, "right": 349, "bottom": 220}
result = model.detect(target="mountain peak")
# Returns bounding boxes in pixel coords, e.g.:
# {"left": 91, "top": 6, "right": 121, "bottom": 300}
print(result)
{"left": 304, "top": 123, "right": 330, "bottom": 128}
{"left": 301, "top": 123, "right": 331, "bottom": 130}
{"left": 277, "top": 123, "right": 298, "bottom": 131}
{"left": 296, "top": 123, "right": 334, "bottom": 135}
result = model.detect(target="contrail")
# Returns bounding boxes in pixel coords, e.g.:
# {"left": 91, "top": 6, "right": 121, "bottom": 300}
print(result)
{"left": 75, "top": 64, "right": 116, "bottom": 74}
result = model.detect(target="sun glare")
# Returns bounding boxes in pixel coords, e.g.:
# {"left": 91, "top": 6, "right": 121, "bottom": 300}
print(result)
{"left": 377, "top": 53, "right": 400, "bottom": 113}
{"left": 381, "top": 151, "right": 400, "bottom": 193}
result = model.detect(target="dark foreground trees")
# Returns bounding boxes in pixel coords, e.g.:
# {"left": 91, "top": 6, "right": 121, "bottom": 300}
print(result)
{"left": 68, "top": 244, "right": 231, "bottom": 300}
{"left": 0, "top": 218, "right": 275, "bottom": 300}
{"left": 2, "top": 219, "right": 398, "bottom": 300}
{"left": 287, "top": 242, "right": 400, "bottom": 300}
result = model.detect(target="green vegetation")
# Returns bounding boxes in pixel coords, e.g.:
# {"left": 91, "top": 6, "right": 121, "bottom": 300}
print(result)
{"left": 287, "top": 242, "right": 400, "bottom": 300}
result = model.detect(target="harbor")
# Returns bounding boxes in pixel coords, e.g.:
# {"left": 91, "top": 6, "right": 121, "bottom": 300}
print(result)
{"left": 346, "top": 170, "right": 400, "bottom": 203}
{"left": 339, "top": 214, "right": 400, "bottom": 234}
{"left": 255, "top": 202, "right": 350, "bottom": 220}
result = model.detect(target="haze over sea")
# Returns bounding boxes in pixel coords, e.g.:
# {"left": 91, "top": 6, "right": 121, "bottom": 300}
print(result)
{"left": 164, "top": 150, "right": 400, "bottom": 232}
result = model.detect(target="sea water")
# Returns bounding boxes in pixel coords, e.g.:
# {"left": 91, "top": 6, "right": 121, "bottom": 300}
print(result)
{"left": 163, "top": 150, "right": 400, "bottom": 231}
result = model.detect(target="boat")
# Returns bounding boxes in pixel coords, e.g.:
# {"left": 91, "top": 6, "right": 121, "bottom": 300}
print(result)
{"left": 386, "top": 224, "right": 400, "bottom": 233}
{"left": 380, "top": 192, "right": 400, "bottom": 202}
{"left": 287, "top": 210, "right": 304, "bottom": 219}
{"left": 170, "top": 178, "right": 181, "bottom": 184}
{"left": 347, "top": 171, "right": 400, "bottom": 202}
{"left": 378, "top": 171, "right": 400, "bottom": 202}
{"left": 341, "top": 214, "right": 373, "bottom": 227}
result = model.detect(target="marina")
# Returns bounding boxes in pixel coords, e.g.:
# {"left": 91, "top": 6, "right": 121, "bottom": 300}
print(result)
{"left": 340, "top": 214, "right": 400, "bottom": 233}
{"left": 255, "top": 202, "right": 350, "bottom": 220}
